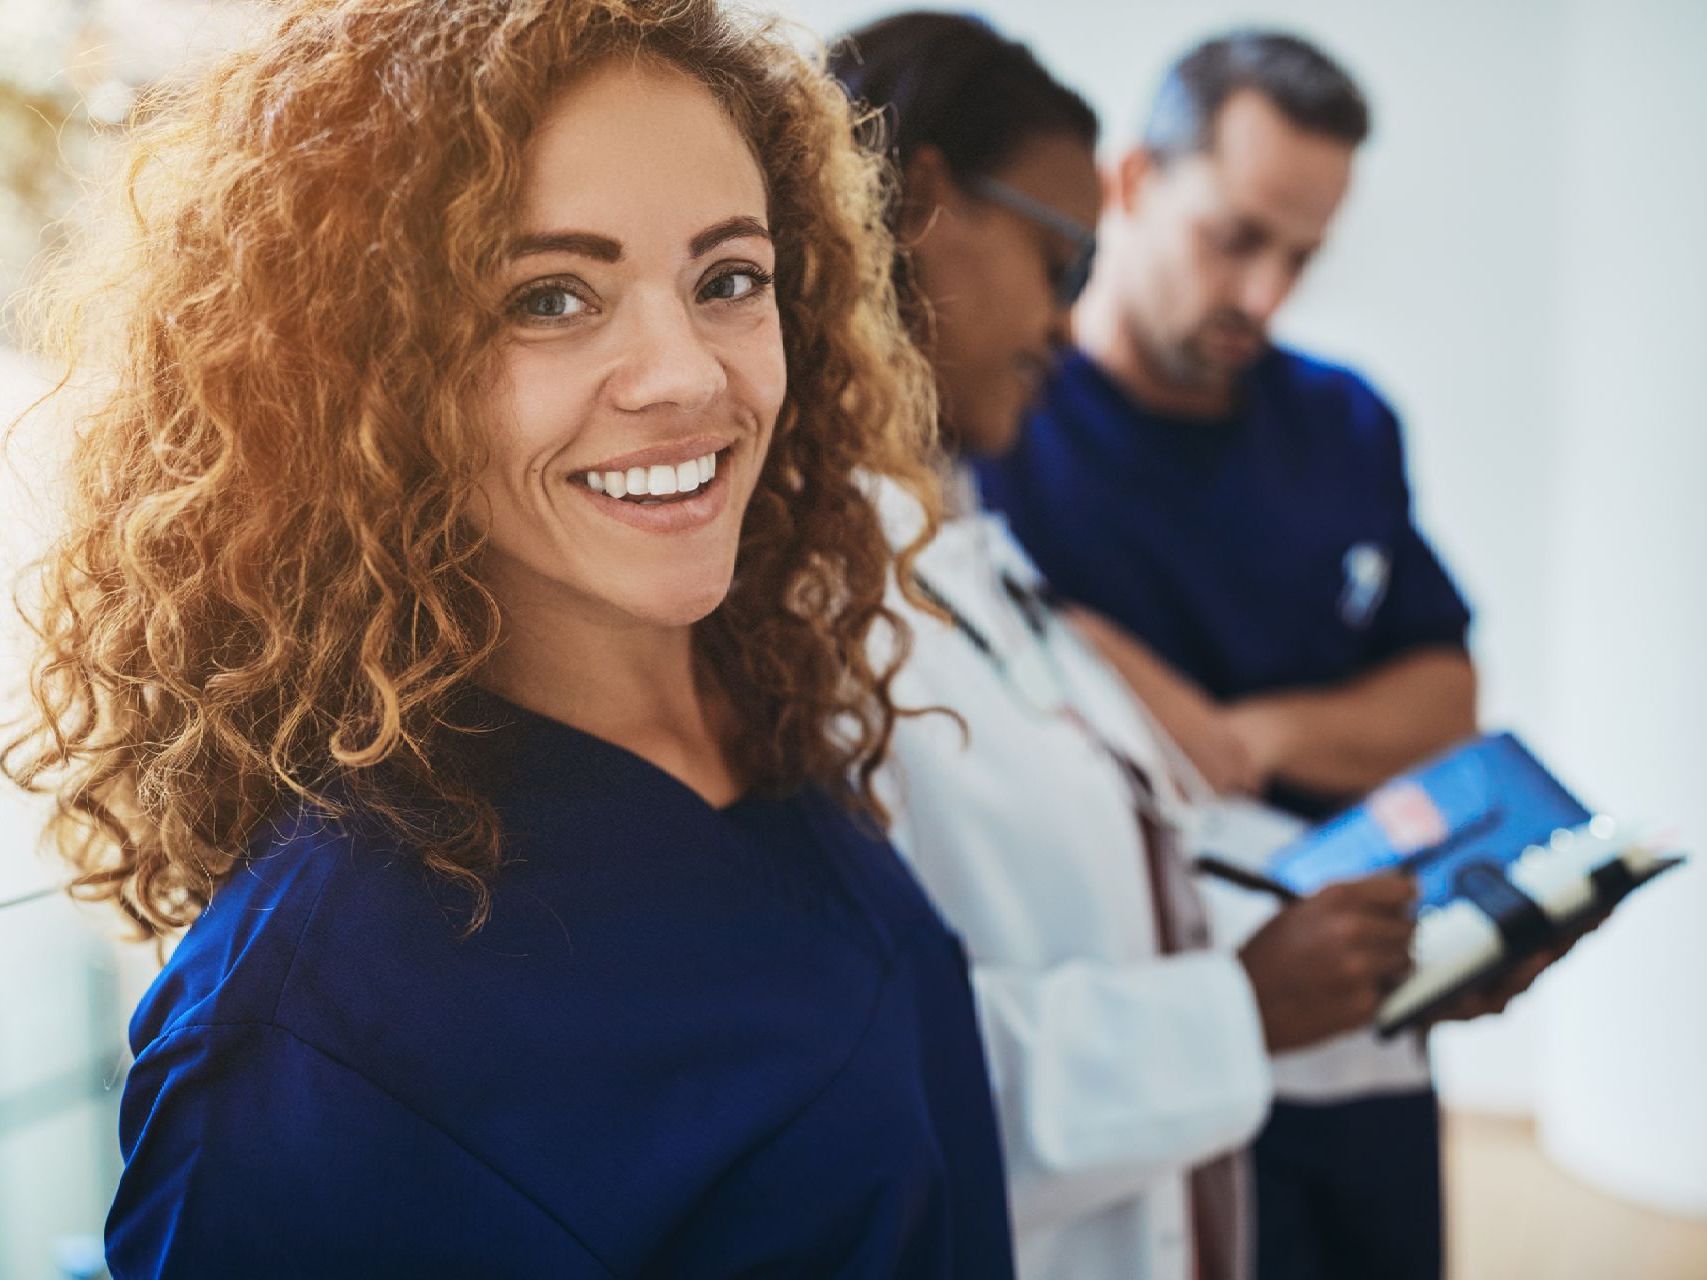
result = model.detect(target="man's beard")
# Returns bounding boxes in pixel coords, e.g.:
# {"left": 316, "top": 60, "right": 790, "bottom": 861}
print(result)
{"left": 1178, "top": 308, "right": 1268, "bottom": 382}
{"left": 1123, "top": 301, "right": 1267, "bottom": 398}
{"left": 1131, "top": 307, "right": 1267, "bottom": 392}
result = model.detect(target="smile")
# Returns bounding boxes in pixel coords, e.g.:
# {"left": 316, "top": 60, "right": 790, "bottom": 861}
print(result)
{"left": 581, "top": 449, "right": 719, "bottom": 504}
{"left": 568, "top": 439, "right": 737, "bottom": 536}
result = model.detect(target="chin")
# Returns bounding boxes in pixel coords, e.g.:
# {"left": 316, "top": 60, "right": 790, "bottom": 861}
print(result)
{"left": 990, "top": 407, "right": 1027, "bottom": 457}
{"left": 967, "top": 409, "right": 1026, "bottom": 460}
{"left": 606, "top": 560, "right": 736, "bottom": 630}
{"left": 948, "top": 391, "right": 1026, "bottom": 460}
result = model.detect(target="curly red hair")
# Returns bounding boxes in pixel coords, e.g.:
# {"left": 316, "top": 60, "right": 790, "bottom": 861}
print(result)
{"left": 4, "top": 0, "right": 941, "bottom": 936}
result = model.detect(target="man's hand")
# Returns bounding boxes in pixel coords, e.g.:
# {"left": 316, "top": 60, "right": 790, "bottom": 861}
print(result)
{"left": 1238, "top": 873, "right": 1418, "bottom": 1052}
{"left": 1423, "top": 907, "right": 1611, "bottom": 1026}
{"left": 1161, "top": 694, "right": 1265, "bottom": 796}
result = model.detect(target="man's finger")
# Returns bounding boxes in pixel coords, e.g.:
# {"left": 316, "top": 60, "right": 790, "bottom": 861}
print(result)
{"left": 1322, "top": 872, "right": 1419, "bottom": 914}
{"left": 1346, "top": 914, "right": 1418, "bottom": 952}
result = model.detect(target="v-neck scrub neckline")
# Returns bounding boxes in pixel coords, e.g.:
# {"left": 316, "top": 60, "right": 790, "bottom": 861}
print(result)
{"left": 464, "top": 685, "right": 763, "bottom": 817}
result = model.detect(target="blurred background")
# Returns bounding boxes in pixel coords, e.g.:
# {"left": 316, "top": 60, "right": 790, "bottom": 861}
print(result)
{"left": 1, "top": 0, "right": 1702, "bottom": 1276}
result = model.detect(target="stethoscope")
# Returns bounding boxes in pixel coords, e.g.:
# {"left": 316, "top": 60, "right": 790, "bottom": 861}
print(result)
{"left": 911, "top": 562, "right": 1206, "bottom": 952}
{"left": 910, "top": 565, "right": 1174, "bottom": 822}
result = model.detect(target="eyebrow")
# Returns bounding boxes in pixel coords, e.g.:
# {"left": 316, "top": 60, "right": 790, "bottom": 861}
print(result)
{"left": 506, "top": 215, "right": 771, "bottom": 264}
{"left": 508, "top": 230, "right": 623, "bottom": 262}
{"left": 689, "top": 215, "right": 771, "bottom": 259}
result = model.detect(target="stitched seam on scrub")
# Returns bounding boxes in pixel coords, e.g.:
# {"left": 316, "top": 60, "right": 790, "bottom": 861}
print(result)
{"left": 136, "top": 1018, "right": 621, "bottom": 1277}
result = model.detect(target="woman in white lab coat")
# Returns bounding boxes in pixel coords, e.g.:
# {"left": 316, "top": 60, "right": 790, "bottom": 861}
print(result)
{"left": 830, "top": 14, "right": 1423, "bottom": 1279}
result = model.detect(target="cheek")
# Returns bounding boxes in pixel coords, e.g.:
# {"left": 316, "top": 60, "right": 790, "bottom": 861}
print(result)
{"left": 472, "top": 347, "right": 591, "bottom": 537}
{"left": 724, "top": 311, "right": 788, "bottom": 437}
{"left": 502, "top": 342, "right": 598, "bottom": 443}
{"left": 1181, "top": 235, "right": 1227, "bottom": 310}
{"left": 982, "top": 234, "right": 1054, "bottom": 346}
{"left": 945, "top": 240, "right": 1047, "bottom": 362}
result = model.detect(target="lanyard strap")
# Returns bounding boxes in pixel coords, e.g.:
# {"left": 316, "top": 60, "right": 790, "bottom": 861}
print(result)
{"left": 913, "top": 568, "right": 1053, "bottom": 657}
{"left": 913, "top": 569, "right": 1172, "bottom": 829}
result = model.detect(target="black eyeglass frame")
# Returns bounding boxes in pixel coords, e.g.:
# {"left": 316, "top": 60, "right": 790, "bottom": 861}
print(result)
{"left": 963, "top": 174, "right": 1097, "bottom": 306}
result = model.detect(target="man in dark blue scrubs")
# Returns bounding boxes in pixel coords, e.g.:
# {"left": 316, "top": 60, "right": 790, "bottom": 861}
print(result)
{"left": 978, "top": 30, "right": 1473, "bottom": 1280}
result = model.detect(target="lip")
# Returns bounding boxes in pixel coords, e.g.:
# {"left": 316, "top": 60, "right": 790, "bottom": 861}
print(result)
{"left": 570, "top": 446, "right": 733, "bottom": 535}
{"left": 577, "top": 433, "right": 735, "bottom": 476}
{"left": 1207, "top": 322, "right": 1262, "bottom": 346}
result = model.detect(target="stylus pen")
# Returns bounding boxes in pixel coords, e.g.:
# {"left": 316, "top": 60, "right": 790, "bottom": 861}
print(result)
{"left": 1193, "top": 855, "right": 1303, "bottom": 903}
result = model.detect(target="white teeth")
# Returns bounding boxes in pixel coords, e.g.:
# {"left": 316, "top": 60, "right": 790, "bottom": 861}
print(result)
{"left": 582, "top": 450, "right": 720, "bottom": 501}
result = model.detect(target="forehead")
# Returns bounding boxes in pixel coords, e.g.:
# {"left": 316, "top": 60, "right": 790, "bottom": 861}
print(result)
{"left": 516, "top": 59, "right": 768, "bottom": 243}
{"left": 1197, "top": 89, "right": 1354, "bottom": 239}
{"left": 995, "top": 131, "right": 1101, "bottom": 230}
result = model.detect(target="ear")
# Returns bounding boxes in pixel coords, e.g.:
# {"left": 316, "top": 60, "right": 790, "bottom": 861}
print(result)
{"left": 1111, "top": 145, "right": 1158, "bottom": 217}
{"left": 898, "top": 143, "right": 959, "bottom": 242}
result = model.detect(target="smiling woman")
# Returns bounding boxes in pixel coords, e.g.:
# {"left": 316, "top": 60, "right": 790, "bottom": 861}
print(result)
{"left": 473, "top": 60, "right": 798, "bottom": 802}
{"left": 1, "top": 1, "right": 1015, "bottom": 1275}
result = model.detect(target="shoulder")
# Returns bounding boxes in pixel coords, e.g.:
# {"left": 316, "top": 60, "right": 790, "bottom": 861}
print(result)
{"left": 1258, "top": 347, "right": 1411, "bottom": 485}
{"left": 886, "top": 513, "right": 1005, "bottom": 647}
{"left": 126, "top": 805, "right": 397, "bottom": 1056}
{"left": 111, "top": 1015, "right": 615, "bottom": 1276}
{"left": 127, "top": 790, "right": 576, "bottom": 1081}
{"left": 1263, "top": 346, "right": 1401, "bottom": 443}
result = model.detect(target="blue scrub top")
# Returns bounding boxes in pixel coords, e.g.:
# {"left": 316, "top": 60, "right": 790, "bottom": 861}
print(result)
{"left": 978, "top": 346, "right": 1471, "bottom": 812}
{"left": 107, "top": 692, "right": 1015, "bottom": 1278}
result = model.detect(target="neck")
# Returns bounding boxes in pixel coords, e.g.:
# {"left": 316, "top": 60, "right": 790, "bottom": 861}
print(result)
{"left": 480, "top": 567, "right": 741, "bottom": 805}
{"left": 937, "top": 450, "right": 982, "bottom": 520}
{"left": 1073, "top": 272, "right": 1237, "bottom": 420}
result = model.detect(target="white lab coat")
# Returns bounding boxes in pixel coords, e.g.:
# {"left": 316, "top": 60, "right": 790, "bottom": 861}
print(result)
{"left": 876, "top": 496, "right": 1272, "bottom": 1280}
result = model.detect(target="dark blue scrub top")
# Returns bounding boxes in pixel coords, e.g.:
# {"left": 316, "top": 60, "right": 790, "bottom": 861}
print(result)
{"left": 979, "top": 345, "right": 1471, "bottom": 699}
{"left": 978, "top": 346, "right": 1471, "bottom": 815}
{"left": 107, "top": 693, "right": 1014, "bottom": 1278}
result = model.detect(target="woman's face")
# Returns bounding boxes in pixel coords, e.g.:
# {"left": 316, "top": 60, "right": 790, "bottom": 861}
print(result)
{"left": 907, "top": 132, "right": 1101, "bottom": 457}
{"left": 475, "top": 60, "right": 785, "bottom": 631}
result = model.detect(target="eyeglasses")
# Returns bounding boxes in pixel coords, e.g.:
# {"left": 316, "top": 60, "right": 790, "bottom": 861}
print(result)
{"left": 963, "top": 175, "right": 1097, "bottom": 306}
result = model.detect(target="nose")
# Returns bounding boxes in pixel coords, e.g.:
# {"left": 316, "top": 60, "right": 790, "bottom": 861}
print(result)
{"left": 1238, "top": 255, "right": 1298, "bottom": 327}
{"left": 606, "top": 290, "right": 726, "bottom": 414}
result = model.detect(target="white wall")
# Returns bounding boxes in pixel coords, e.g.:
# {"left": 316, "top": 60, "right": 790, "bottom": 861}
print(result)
{"left": 0, "top": 345, "right": 59, "bottom": 902}
{"left": 782, "top": 0, "right": 1707, "bottom": 1190}
{"left": 0, "top": 348, "right": 127, "bottom": 1279}
{"left": 1535, "top": 0, "right": 1707, "bottom": 1216}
